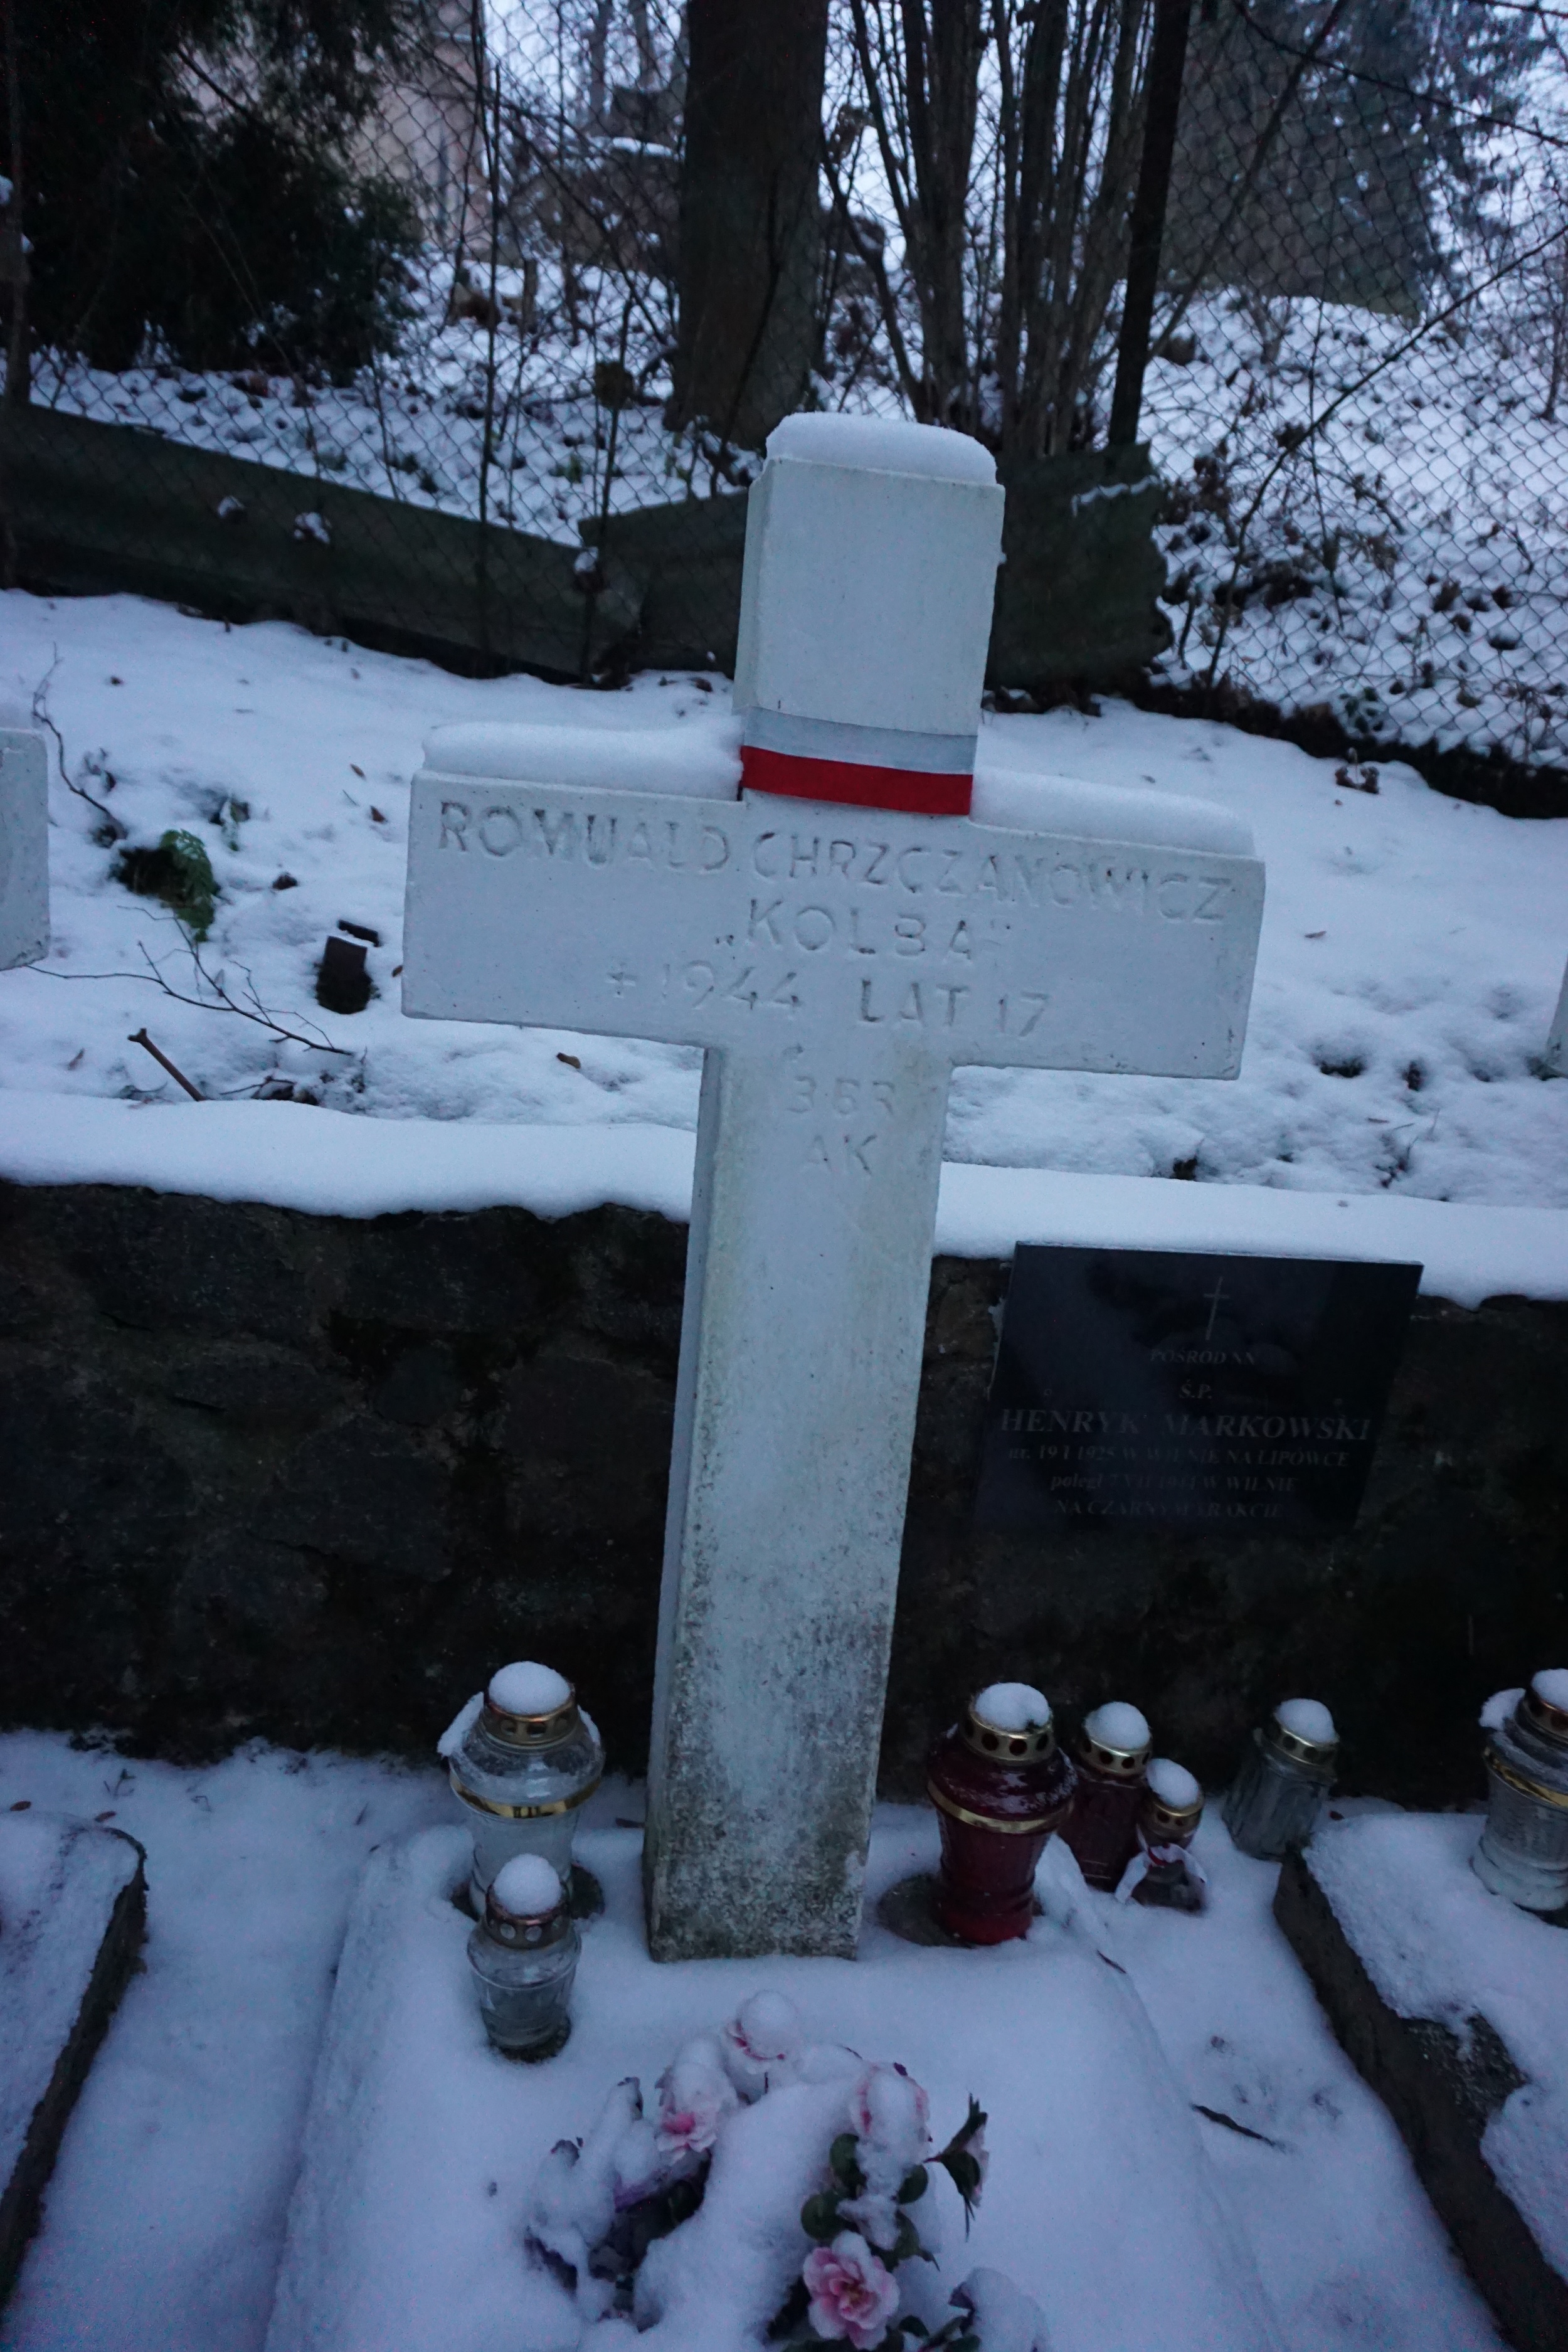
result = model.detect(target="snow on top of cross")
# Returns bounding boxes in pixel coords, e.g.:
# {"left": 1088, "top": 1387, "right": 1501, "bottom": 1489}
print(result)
{"left": 972, "top": 760, "right": 1253, "bottom": 856}
{"left": 487, "top": 1661, "right": 572, "bottom": 1716}
{"left": 416, "top": 717, "right": 1252, "bottom": 857}
{"left": 425, "top": 715, "right": 743, "bottom": 800}
{"left": 974, "top": 1682, "right": 1052, "bottom": 1730}
{"left": 1147, "top": 1758, "right": 1202, "bottom": 1809}
{"left": 765, "top": 411, "right": 995, "bottom": 484}
{"left": 1277, "top": 1698, "right": 1337, "bottom": 1744}
{"left": 1531, "top": 1667, "right": 1568, "bottom": 1709}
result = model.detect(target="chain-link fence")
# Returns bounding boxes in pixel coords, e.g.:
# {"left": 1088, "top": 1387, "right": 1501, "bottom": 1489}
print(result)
{"left": 1139, "top": 0, "right": 1568, "bottom": 785}
{"left": 6, "top": 0, "right": 1568, "bottom": 784}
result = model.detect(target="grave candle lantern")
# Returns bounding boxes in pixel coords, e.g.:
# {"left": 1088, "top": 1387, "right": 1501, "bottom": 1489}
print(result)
{"left": 445, "top": 1661, "right": 603, "bottom": 1914}
{"left": 1472, "top": 1670, "right": 1568, "bottom": 1913}
{"left": 1128, "top": 1759, "right": 1206, "bottom": 1911}
{"left": 1059, "top": 1702, "right": 1152, "bottom": 1890}
{"left": 1221, "top": 1698, "right": 1337, "bottom": 1859}
{"left": 467, "top": 1853, "right": 579, "bottom": 2060}
{"left": 927, "top": 1682, "right": 1077, "bottom": 1942}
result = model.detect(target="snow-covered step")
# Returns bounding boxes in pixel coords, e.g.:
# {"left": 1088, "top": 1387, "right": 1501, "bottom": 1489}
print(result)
{"left": 0, "top": 1811, "right": 146, "bottom": 2304}
{"left": 1276, "top": 1814, "right": 1568, "bottom": 2350}
{"left": 265, "top": 1813, "right": 1279, "bottom": 2352}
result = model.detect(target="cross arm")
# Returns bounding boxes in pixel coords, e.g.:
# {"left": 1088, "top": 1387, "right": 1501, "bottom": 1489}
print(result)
{"left": 403, "top": 774, "right": 1264, "bottom": 1079}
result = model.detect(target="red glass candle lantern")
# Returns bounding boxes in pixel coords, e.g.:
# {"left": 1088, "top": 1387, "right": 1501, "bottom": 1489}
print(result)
{"left": 1059, "top": 1702, "right": 1152, "bottom": 1890}
{"left": 928, "top": 1683, "right": 1078, "bottom": 1944}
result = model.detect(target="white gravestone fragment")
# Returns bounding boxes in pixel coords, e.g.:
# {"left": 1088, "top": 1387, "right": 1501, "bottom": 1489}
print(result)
{"left": 1544, "top": 956, "right": 1567, "bottom": 1076}
{"left": 402, "top": 414, "right": 1266, "bottom": 1961}
{"left": 0, "top": 721, "right": 49, "bottom": 969}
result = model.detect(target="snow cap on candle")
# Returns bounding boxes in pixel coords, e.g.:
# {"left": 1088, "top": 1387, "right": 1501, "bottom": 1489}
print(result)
{"left": 1275, "top": 1698, "right": 1336, "bottom": 1747}
{"left": 488, "top": 1660, "right": 573, "bottom": 1717}
{"left": 733, "top": 411, "right": 1005, "bottom": 818}
{"left": 1084, "top": 1700, "right": 1151, "bottom": 1755}
{"left": 973, "top": 1681, "right": 1052, "bottom": 1732}
{"left": 490, "top": 1853, "right": 563, "bottom": 1917}
{"left": 1147, "top": 1757, "right": 1202, "bottom": 1811}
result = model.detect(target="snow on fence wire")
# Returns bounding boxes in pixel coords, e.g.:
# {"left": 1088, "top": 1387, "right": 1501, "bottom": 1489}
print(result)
{"left": 6, "top": 0, "right": 1568, "bottom": 775}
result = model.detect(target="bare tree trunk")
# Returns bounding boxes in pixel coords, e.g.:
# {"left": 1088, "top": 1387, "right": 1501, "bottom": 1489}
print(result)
{"left": 1007, "top": 0, "right": 1151, "bottom": 455}
{"left": 901, "top": 0, "right": 985, "bottom": 425}
{"left": 670, "top": 0, "right": 829, "bottom": 453}
{"left": 1107, "top": 0, "right": 1192, "bottom": 442}
{"left": 1546, "top": 239, "right": 1568, "bottom": 423}
{"left": 852, "top": 0, "right": 1153, "bottom": 457}
{"left": 628, "top": 0, "right": 659, "bottom": 86}
{"left": 850, "top": 0, "right": 984, "bottom": 427}
{"left": 2, "top": 0, "right": 29, "bottom": 408}
{"left": 586, "top": 0, "right": 613, "bottom": 125}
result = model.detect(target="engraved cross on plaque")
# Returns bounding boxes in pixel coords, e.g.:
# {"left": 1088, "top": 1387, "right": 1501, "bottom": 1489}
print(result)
{"left": 401, "top": 418, "right": 1266, "bottom": 1962}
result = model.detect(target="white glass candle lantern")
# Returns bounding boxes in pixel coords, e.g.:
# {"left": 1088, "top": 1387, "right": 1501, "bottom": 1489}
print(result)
{"left": 1472, "top": 1671, "right": 1568, "bottom": 1912}
{"left": 1221, "top": 1698, "right": 1337, "bottom": 1859}
{"left": 443, "top": 1661, "right": 603, "bottom": 1914}
{"left": 1129, "top": 1759, "right": 1206, "bottom": 1912}
{"left": 467, "top": 1854, "right": 579, "bottom": 2060}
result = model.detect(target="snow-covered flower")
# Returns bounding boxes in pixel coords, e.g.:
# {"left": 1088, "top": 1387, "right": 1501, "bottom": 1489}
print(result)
{"left": 526, "top": 2079, "right": 650, "bottom": 2276}
{"left": 835, "top": 2190, "right": 900, "bottom": 2252}
{"left": 655, "top": 2034, "right": 739, "bottom": 2159}
{"left": 720, "top": 1988, "right": 803, "bottom": 2100}
{"left": 851, "top": 2063, "right": 931, "bottom": 2198}
{"left": 802, "top": 2232, "right": 901, "bottom": 2348}
{"left": 611, "top": 2112, "right": 665, "bottom": 2208}
{"left": 950, "top": 2265, "right": 1049, "bottom": 2351}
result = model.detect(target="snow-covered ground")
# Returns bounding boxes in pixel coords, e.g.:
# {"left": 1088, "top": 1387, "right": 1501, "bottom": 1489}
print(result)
{"left": 4, "top": 587, "right": 1565, "bottom": 1210}
{"left": 0, "top": 1733, "right": 1510, "bottom": 2352}
{"left": 30, "top": 271, "right": 1568, "bottom": 770}
{"left": 28, "top": 268, "right": 703, "bottom": 551}
{"left": 1142, "top": 293, "right": 1568, "bottom": 771}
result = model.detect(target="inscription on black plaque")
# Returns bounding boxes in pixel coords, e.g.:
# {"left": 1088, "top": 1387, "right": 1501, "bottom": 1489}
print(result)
{"left": 975, "top": 1246, "right": 1421, "bottom": 1531}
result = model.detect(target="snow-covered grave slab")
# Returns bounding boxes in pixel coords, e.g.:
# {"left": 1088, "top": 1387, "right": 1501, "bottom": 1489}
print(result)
{"left": 402, "top": 415, "right": 1265, "bottom": 1963}
{"left": 1276, "top": 1814, "right": 1568, "bottom": 2350}
{"left": 264, "top": 1816, "right": 1279, "bottom": 2352}
{"left": 0, "top": 1811, "right": 146, "bottom": 2303}
{"left": 0, "top": 718, "right": 48, "bottom": 972}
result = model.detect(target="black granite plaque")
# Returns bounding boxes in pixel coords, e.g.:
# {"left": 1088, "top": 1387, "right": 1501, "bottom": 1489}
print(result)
{"left": 975, "top": 1246, "right": 1421, "bottom": 1532}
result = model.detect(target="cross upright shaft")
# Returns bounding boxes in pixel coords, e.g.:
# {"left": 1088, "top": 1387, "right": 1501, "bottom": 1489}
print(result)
{"left": 402, "top": 770, "right": 1263, "bottom": 1956}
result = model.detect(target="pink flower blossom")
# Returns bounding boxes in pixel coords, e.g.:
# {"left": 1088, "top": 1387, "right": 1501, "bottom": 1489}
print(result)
{"left": 851, "top": 2063, "right": 931, "bottom": 2198}
{"left": 803, "top": 2232, "right": 901, "bottom": 2349}
{"left": 720, "top": 1988, "right": 803, "bottom": 2099}
{"left": 852, "top": 2063, "right": 930, "bottom": 2151}
{"left": 655, "top": 2037, "right": 738, "bottom": 2159}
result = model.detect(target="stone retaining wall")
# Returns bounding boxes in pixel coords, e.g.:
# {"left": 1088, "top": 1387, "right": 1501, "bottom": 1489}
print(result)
{"left": 2, "top": 1180, "right": 1562, "bottom": 1801}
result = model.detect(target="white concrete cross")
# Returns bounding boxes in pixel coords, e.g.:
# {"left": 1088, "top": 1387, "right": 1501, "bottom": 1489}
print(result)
{"left": 1545, "top": 956, "right": 1567, "bottom": 1076}
{"left": 402, "top": 417, "right": 1265, "bottom": 1961}
{"left": 0, "top": 724, "right": 49, "bottom": 972}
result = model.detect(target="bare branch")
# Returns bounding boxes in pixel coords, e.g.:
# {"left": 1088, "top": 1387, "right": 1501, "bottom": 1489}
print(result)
{"left": 23, "top": 926, "right": 352, "bottom": 1058}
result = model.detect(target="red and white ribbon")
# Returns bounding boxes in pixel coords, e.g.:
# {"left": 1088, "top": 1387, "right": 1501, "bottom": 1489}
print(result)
{"left": 739, "top": 709, "right": 976, "bottom": 819}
